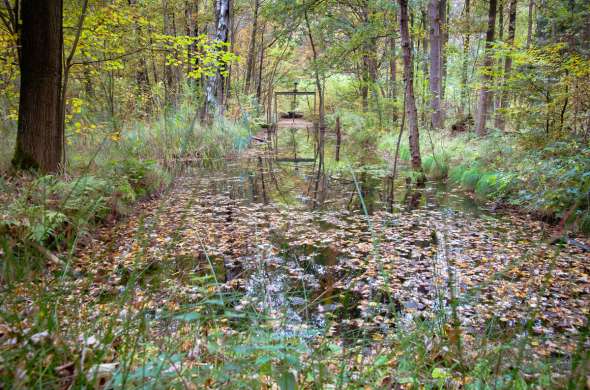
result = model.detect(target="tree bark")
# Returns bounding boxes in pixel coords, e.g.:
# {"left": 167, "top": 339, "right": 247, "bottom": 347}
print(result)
{"left": 305, "top": 10, "right": 326, "bottom": 203}
{"left": 399, "top": 0, "right": 423, "bottom": 175}
{"left": 428, "top": 0, "right": 443, "bottom": 129}
{"left": 163, "top": 0, "right": 179, "bottom": 108}
{"left": 13, "top": 0, "right": 63, "bottom": 172}
{"left": 474, "top": 0, "right": 497, "bottom": 136}
{"left": 185, "top": 0, "right": 198, "bottom": 77}
{"left": 441, "top": 0, "right": 448, "bottom": 100}
{"left": 244, "top": 0, "right": 259, "bottom": 94}
{"left": 389, "top": 35, "right": 398, "bottom": 123}
{"left": 335, "top": 116, "right": 341, "bottom": 162}
{"left": 526, "top": 0, "right": 534, "bottom": 48}
{"left": 203, "top": 0, "right": 230, "bottom": 118}
{"left": 419, "top": 8, "right": 428, "bottom": 125}
{"left": 495, "top": 0, "right": 517, "bottom": 131}
{"left": 460, "top": 0, "right": 470, "bottom": 115}
{"left": 497, "top": 0, "right": 504, "bottom": 41}
{"left": 255, "top": 23, "right": 266, "bottom": 102}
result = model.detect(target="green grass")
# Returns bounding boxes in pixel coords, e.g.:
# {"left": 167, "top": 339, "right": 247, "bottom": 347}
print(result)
{"left": 377, "top": 128, "right": 589, "bottom": 233}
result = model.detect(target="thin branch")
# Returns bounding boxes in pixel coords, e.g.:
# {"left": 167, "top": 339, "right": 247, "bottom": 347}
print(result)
{"left": 70, "top": 47, "right": 148, "bottom": 66}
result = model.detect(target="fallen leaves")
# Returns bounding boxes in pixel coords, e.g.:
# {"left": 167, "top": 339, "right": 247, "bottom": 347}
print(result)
{"left": 2, "top": 151, "right": 589, "bottom": 386}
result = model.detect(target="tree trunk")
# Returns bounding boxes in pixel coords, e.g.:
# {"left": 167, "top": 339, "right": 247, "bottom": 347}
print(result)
{"left": 223, "top": 0, "right": 235, "bottom": 108}
{"left": 441, "top": 0, "right": 448, "bottom": 100}
{"left": 428, "top": 0, "right": 443, "bottom": 129}
{"left": 203, "top": 0, "right": 230, "bottom": 118}
{"left": 526, "top": 0, "right": 534, "bottom": 48}
{"left": 163, "top": 0, "right": 178, "bottom": 108}
{"left": 494, "top": 0, "right": 504, "bottom": 112}
{"left": 185, "top": 0, "right": 197, "bottom": 77}
{"left": 335, "top": 116, "right": 341, "bottom": 162}
{"left": 304, "top": 10, "right": 326, "bottom": 203}
{"left": 389, "top": 35, "right": 398, "bottom": 123}
{"left": 460, "top": 0, "right": 470, "bottom": 115}
{"left": 13, "top": 0, "right": 63, "bottom": 172}
{"left": 255, "top": 23, "right": 266, "bottom": 102}
{"left": 474, "top": 0, "right": 497, "bottom": 136}
{"left": 495, "top": 0, "right": 517, "bottom": 131}
{"left": 360, "top": 57, "right": 369, "bottom": 112}
{"left": 420, "top": 8, "right": 428, "bottom": 125}
{"left": 129, "top": 0, "right": 151, "bottom": 96}
{"left": 244, "top": 0, "right": 259, "bottom": 94}
{"left": 498, "top": 0, "right": 504, "bottom": 41}
{"left": 399, "top": 0, "right": 423, "bottom": 175}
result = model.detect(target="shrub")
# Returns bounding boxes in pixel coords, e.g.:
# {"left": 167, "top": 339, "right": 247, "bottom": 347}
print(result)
{"left": 422, "top": 154, "right": 449, "bottom": 180}
{"left": 475, "top": 173, "right": 498, "bottom": 198}
{"left": 106, "top": 158, "right": 170, "bottom": 199}
{"left": 460, "top": 167, "right": 483, "bottom": 191}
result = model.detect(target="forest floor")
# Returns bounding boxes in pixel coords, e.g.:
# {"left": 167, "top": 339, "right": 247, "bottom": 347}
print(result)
{"left": 2, "top": 139, "right": 590, "bottom": 387}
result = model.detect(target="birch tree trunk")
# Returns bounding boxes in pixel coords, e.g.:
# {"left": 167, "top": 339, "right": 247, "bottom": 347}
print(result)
{"left": 474, "top": 0, "right": 497, "bottom": 136}
{"left": 203, "top": 0, "right": 230, "bottom": 119}
{"left": 399, "top": 0, "right": 423, "bottom": 175}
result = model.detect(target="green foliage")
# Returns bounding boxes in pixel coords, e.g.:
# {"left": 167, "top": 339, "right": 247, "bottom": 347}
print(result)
{"left": 106, "top": 159, "right": 168, "bottom": 199}
{"left": 422, "top": 154, "right": 449, "bottom": 180}
{"left": 460, "top": 167, "right": 483, "bottom": 192}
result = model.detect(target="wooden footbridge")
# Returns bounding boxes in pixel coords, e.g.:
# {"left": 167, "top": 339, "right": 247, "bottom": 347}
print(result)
{"left": 263, "top": 83, "right": 317, "bottom": 136}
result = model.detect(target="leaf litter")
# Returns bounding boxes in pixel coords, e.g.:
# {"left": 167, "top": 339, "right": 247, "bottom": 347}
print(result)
{"left": 2, "top": 148, "right": 589, "bottom": 386}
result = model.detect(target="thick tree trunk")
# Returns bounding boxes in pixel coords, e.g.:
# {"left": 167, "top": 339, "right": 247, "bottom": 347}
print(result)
{"left": 13, "top": 0, "right": 63, "bottom": 172}
{"left": 474, "top": 0, "right": 497, "bottom": 136}
{"left": 399, "top": 0, "right": 423, "bottom": 174}
{"left": 495, "top": 0, "right": 517, "bottom": 131}
{"left": 460, "top": 0, "right": 470, "bottom": 115}
{"left": 244, "top": 0, "right": 259, "bottom": 94}
{"left": 428, "top": 0, "right": 443, "bottom": 129}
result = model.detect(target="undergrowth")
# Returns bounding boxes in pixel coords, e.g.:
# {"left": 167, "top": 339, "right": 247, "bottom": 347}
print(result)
{"left": 379, "top": 128, "right": 590, "bottom": 234}
{"left": 0, "top": 106, "right": 250, "bottom": 282}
